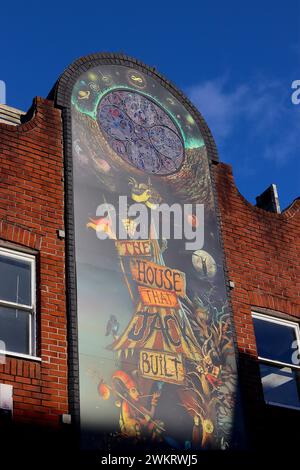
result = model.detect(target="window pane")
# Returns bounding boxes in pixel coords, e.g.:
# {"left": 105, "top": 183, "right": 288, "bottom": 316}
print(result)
{"left": 260, "top": 364, "right": 300, "bottom": 409}
{"left": 0, "top": 254, "right": 32, "bottom": 305}
{"left": 253, "top": 317, "right": 297, "bottom": 364}
{"left": 0, "top": 306, "right": 30, "bottom": 355}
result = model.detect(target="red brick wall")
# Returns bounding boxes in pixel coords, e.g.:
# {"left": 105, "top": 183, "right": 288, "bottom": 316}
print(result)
{"left": 0, "top": 98, "right": 68, "bottom": 426}
{"left": 214, "top": 161, "right": 300, "bottom": 449}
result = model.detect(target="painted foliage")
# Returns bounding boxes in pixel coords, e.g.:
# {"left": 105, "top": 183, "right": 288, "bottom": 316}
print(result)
{"left": 71, "top": 62, "right": 238, "bottom": 451}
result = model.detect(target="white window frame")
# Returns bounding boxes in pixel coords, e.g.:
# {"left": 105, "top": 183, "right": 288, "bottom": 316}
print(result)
{"left": 0, "top": 247, "right": 39, "bottom": 360}
{"left": 252, "top": 311, "right": 300, "bottom": 409}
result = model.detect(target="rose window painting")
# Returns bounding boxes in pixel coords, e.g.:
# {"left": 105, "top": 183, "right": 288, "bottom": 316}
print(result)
{"left": 97, "top": 90, "right": 184, "bottom": 175}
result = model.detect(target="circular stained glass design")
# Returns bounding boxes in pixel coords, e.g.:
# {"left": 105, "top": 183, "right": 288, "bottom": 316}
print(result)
{"left": 97, "top": 90, "right": 184, "bottom": 175}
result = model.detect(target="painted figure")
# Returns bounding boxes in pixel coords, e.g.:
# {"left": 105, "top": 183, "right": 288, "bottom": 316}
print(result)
{"left": 112, "top": 371, "right": 163, "bottom": 440}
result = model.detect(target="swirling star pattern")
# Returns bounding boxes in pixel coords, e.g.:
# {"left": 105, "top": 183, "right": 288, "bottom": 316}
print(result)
{"left": 97, "top": 90, "right": 184, "bottom": 175}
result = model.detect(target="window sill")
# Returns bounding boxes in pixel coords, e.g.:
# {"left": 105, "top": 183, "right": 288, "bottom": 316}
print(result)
{"left": 0, "top": 350, "right": 42, "bottom": 362}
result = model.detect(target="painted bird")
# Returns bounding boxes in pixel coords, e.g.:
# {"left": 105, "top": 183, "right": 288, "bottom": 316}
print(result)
{"left": 105, "top": 315, "right": 120, "bottom": 339}
{"left": 86, "top": 216, "right": 116, "bottom": 240}
{"left": 128, "top": 177, "right": 162, "bottom": 209}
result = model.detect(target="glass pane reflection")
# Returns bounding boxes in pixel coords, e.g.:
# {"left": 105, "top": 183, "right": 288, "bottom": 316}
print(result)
{"left": 260, "top": 363, "right": 300, "bottom": 409}
{"left": 0, "top": 255, "right": 31, "bottom": 306}
{"left": 253, "top": 317, "right": 296, "bottom": 364}
{"left": 0, "top": 306, "right": 30, "bottom": 354}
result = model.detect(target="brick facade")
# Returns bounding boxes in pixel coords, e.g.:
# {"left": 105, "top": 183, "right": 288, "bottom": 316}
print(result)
{"left": 0, "top": 98, "right": 68, "bottom": 427}
{"left": 214, "top": 161, "right": 300, "bottom": 451}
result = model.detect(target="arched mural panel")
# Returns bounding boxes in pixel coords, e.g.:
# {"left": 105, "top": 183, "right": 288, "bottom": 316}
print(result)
{"left": 67, "top": 58, "right": 239, "bottom": 452}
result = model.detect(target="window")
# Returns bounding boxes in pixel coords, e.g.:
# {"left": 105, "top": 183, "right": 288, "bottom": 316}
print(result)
{"left": 252, "top": 312, "right": 300, "bottom": 410}
{"left": 0, "top": 247, "right": 36, "bottom": 358}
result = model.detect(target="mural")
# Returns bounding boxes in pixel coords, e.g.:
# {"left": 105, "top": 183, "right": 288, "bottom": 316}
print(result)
{"left": 71, "top": 62, "right": 238, "bottom": 452}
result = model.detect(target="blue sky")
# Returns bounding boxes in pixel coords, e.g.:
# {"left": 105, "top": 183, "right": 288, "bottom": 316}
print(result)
{"left": 1, "top": 1, "right": 299, "bottom": 209}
